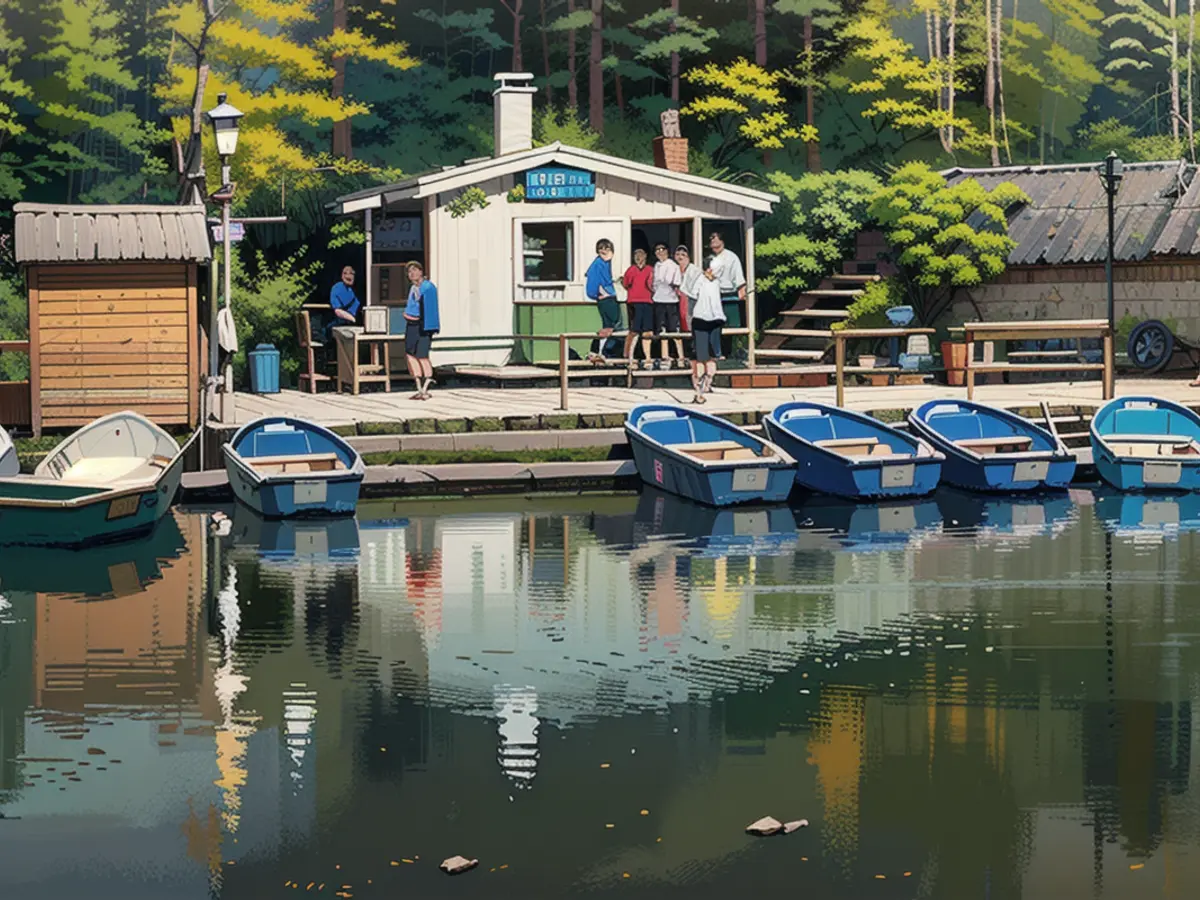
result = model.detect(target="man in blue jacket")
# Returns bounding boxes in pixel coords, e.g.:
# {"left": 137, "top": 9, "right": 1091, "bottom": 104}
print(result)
{"left": 585, "top": 238, "right": 620, "bottom": 363}
{"left": 404, "top": 261, "right": 440, "bottom": 400}
{"left": 326, "top": 265, "right": 362, "bottom": 340}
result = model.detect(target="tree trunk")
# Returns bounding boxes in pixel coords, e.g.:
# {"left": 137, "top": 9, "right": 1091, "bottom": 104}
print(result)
{"left": 331, "top": 0, "right": 351, "bottom": 159}
{"left": 1171, "top": 0, "right": 1181, "bottom": 144}
{"left": 947, "top": 1, "right": 956, "bottom": 153}
{"left": 670, "top": 0, "right": 680, "bottom": 105}
{"left": 754, "top": 0, "right": 766, "bottom": 67}
{"left": 567, "top": 0, "right": 578, "bottom": 110}
{"left": 985, "top": 0, "right": 998, "bottom": 165}
{"left": 804, "top": 15, "right": 820, "bottom": 172}
{"left": 541, "top": 0, "right": 554, "bottom": 104}
{"left": 589, "top": 0, "right": 603, "bottom": 133}
{"left": 997, "top": 0, "right": 1012, "bottom": 163}
{"left": 1189, "top": 0, "right": 1196, "bottom": 160}
{"left": 502, "top": 0, "right": 524, "bottom": 71}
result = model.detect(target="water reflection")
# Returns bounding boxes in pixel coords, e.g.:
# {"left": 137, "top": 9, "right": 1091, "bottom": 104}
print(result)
{"left": 1, "top": 492, "right": 1200, "bottom": 898}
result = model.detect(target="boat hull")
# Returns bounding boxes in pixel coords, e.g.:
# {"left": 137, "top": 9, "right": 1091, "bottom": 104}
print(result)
{"left": 226, "top": 461, "right": 363, "bottom": 518}
{"left": 627, "top": 436, "right": 794, "bottom": 506}
{"left": 762, "top": 416, "right": 941, "bottom": 500}
{"left": 1093, "top": 447, "right": 1200, "bottom": 492}
{"left": 1090, "top": 396, "right": 1200, "bottom": 492}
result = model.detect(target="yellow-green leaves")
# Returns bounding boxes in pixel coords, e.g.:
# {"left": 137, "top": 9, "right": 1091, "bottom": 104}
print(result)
{"left": 682, "top": 58, "right": 801, "bottom": 155}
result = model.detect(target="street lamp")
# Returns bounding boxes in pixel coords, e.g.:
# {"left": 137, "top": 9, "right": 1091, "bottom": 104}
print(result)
{"left": 205, "top": 93, "right": 242, "bottom": 441}
{"left": 1098, "top": 151, "right": 1124, "bottom": 334}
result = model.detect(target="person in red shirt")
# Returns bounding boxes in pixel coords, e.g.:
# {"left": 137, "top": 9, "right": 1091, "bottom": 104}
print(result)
{"left": 622, "top": 248, "right": 655, "bottom": 367}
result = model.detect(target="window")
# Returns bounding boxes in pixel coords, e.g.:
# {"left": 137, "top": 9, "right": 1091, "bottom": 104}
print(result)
{"left": 522, "top": 223, "right": 574, "bottom": 282}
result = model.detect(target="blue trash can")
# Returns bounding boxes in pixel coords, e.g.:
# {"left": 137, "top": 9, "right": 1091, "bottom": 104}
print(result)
{"left": 249, "top": 343, "right": 281, "bottom": 394}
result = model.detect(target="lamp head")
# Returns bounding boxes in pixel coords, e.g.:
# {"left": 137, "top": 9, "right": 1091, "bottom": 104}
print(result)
{"left": 1102, "top": 151, "right": 1124, "bottom": 190}
{"left": 207, "top": 92, "right": 244, "bottom": 159}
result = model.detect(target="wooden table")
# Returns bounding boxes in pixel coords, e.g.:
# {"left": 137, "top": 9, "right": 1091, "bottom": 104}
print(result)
{"left": 332, "top": 327, "right": 411, "bottom": 395}
{"left": 832, "top": 327, "right": 937, "bottom": 406}
{"left": 962, "top": 319, "right": 1113, "bottom": 400}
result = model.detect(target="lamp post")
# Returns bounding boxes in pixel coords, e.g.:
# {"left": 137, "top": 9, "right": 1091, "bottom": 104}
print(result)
{"left": 205, "top": 93, "right": 243, "bottom": 442}
{"left": 1099, "top": 151, "right": 1124, "bottom": 334}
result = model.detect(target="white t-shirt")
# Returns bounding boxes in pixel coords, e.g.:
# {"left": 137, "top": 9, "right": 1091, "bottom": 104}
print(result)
{"left": 710, "top": 248, "right": 746, "bottom": 295}
{"left": 652, "top": 258, "right": 682, "bottom": 303}
{"left": 680, "top": 264, "right": 704, "bottom": 300}
{"left": 691, "top": 260, "right": 726, "bottom": 323}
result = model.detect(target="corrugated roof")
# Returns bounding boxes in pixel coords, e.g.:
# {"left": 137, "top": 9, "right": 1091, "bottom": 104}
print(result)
{"left": 13, "top": 203, "right": 212, "bottom": 264}
{"left": 943, "top": 161, "right": 1193, "bottom": 265}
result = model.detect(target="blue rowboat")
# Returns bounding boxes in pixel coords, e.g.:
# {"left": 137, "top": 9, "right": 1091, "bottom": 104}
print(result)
{"left": 0, "top": 412, "right": 195, "bottom": 549}
{"left": 795, "top": 495, "right": 942, "bottom": 551}
{"left": 625, "top": 404, "right": 796, "bottom": 507}
{"left": 222, "top": 416, "right": 365, "bottom": 518}
{"left": 1090, "top": 396, "right": 1200, "bottom": 491}
{"left": 763, "top": 401, "right": 943, "bottom": 499}
{"left": 908, "top": 400, "right": 1075, "bottom": 492}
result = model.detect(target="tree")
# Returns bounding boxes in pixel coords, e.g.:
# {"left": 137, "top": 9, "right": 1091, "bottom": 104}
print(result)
{"left": 0, "top": 10, "right": 36, "bottom": 201}
{"left": 590, "top": 0, "right": 604, "bottom": 133}
{"left": 775, "top": 0, "right": 841, "bottom": 172}
{"left": 756, "top": 169, "right": 883, "bottom": 300}
{"left": 629, "top": 5, "right": 717, "bottom": 107}
{"left": 548, "top": 1, "right": 593, "bottom": 112}
{"left": 680, "top": 57, "right": 802, "bottom": 167}
{"left": 1104, "top": 0, "right": 1183, "bottom": 143}
{"left": 499, "top": 0, "right": 525, "bottom": 71}
{"left": 868, "top": 162, "right": 1027, "bottom": 325}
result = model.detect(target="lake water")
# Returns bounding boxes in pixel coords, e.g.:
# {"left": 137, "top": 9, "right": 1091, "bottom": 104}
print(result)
{"left": 2, "top": 488, "right": 1200, "bottom": 898}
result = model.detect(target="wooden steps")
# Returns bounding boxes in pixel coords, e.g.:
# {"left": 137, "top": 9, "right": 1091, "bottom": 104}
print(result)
{"left": 798, "top": 289, "right": 865, "bottom": 299}
{"left": 753, "top": 348, "right": 827, "bottom": 361}
{"left": 761, "top": 328, "right": 834, "bottom": 339}
{"left": 780, "top": 309, "right": 851, "bottom": 319}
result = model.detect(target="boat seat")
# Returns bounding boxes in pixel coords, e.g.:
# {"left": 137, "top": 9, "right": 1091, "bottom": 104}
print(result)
{"left": 955, "top": 436, "right": 1034, "bottom": 454}
{"left": 1108, "top": 441, "right": 1198, "bottom": 458}
{"left": 1105, "top": 433, "right": 1193, "bottom": 444}
{"left": 672, "top": 440, "right": 766, "bottom": 462}
{"left": 247, "top": 452, "right": 345, "bottom": 474}
{"left": 816, "top": 436, "right": 879, "bottom": 457}
{"left": 57, "top": 456, "right": 158, "bottom": 485}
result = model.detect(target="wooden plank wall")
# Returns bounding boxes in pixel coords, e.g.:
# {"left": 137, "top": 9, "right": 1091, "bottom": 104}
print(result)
{"left": 32, "top": 263, "right": 197, "bottom": 430}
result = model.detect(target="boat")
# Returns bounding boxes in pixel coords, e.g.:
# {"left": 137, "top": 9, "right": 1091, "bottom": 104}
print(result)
{"left": 222, "top": 416, "right": 365, "bottom": 517}
{"left": 0, "top": 424, "right": 16, "bottom": 476}
{"left": 624, "top": 404, "right": 796, "bottom": 507}
{"left": 0, "top": 412, "right": 195, "bottom": 548}
{"left": 908, "top": 400, "right": 1075, "bottom": 492}
{"left": 762, "top": 401, "right": 943, "bottom": 499}
{"left": 1089, "top": 396, "right": 1200, "bottom": 491}
{"left": 795, "top": 495, "right": 943, "bottom": 551}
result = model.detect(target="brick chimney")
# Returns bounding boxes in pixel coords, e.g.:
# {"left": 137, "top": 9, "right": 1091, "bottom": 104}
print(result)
{"left": 652, "top": 109, "right": 688, "bottom": 174}
{"left": 493, "top": 72, "right": 536, "bottom": 157}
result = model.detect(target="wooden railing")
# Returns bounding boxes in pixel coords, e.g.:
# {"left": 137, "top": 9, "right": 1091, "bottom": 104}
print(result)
{"left": 962, "top": 319, "right": 1114, "bottom": 400}
{"left": 831, "top": 327, "right": 937, "bottom": 407}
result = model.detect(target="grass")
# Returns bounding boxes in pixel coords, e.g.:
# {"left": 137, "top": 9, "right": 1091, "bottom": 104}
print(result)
{"left": 362, "top": 446, "right": 617, "bottom": 467}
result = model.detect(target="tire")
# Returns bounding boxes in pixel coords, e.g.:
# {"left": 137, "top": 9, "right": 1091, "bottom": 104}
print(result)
{"left": 1127, "top": 320, "right": 1175, "bottom": 374}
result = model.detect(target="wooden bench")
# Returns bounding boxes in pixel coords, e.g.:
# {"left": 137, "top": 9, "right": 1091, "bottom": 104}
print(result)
{"left": 955, "top": 436, "right": 1034, "bottom": 455}
{"left": 247, "top": 452, "right": 345, "bottom": 474}
{"left": 816, "top": 436, "right": 879, "bottom": 458}
{"left": 672, "top": 440, "right": 766, "bottom": 462}
{"left": 1106, "top": 436, "right": 1200, "bottom": 458}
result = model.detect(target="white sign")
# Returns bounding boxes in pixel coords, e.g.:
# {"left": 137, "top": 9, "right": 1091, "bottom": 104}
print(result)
{"left": 211, "top": 222, "right": 245, "bottom": 242}
{"left": 374, "top": 216, "right": 422, "bottom": 252}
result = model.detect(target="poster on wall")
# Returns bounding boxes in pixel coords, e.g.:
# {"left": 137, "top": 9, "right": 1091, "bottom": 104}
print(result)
{"left": 524, "top": 167, "right": 596, "bottom": 201}
{"left": 373, "top": 216, "right": 423, "bottom": 252}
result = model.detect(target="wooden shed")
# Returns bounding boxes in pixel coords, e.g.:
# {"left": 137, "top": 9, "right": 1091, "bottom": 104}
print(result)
{"left": 13, "top": 203, "right": 211, "bottom": 434}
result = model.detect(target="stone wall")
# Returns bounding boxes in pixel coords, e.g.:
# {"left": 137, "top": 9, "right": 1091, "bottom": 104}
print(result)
{"left": 950, "top": 260, "right": 1200, "bottom": 340}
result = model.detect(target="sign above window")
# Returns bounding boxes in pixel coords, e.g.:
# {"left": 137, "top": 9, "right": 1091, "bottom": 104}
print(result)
{"left": 374, "top": 216, "right": 422, "bottom": 252}
{"left": 524, "top": 166, "right": 596, "bottom": 201}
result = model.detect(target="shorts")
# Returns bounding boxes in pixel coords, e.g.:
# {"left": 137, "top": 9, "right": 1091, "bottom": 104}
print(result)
{"left": 692, "top": 318, "right": 723, "bottom": 362}
{"left": 629, "top": 302, "right": 655, "bottom": 335}
{"left": 596, "top": 296, "right": 622, "bottom": 332}
{"left": 405, "top": 319, "right": 433, "bottom": 358}
{"left": 654, "top": 303, "right": 680, "bottom": 335}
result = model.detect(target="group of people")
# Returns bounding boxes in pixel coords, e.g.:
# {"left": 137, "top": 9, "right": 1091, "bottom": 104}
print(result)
{"left": 328, "top": 261, "right": 440, "bottom": 400}
{"left": 586, "top": 232, "right": 745, "bottom": 404}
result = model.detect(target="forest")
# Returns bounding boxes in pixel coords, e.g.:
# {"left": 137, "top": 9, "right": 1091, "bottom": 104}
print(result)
{"left": 1, "top": 0, "right": 1197, "bottom": 378}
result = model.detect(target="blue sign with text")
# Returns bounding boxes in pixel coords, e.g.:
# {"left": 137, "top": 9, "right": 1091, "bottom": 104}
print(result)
{"left": 524, "top": 167, "right": 596, "bottom": 200}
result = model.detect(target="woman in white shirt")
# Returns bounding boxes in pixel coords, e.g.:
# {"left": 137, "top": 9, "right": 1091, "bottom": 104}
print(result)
{"left": 651, "top": 242, "right": 684, "bottom": 369}
{"left": 684, "top": 256, "right": 726, "bottom": 403}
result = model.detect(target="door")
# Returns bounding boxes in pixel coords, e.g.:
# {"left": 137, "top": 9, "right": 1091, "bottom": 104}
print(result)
{"left": 580, "top": 218, "right": 628, "bottom": 300}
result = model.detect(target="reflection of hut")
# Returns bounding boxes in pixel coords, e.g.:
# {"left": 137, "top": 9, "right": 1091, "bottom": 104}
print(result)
{"left": 13, "top": 203, "right": 211, "bottom": 434}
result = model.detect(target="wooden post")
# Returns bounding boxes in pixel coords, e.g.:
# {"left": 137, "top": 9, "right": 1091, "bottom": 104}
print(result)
{"left": 965, "top": 328, "right": 976, "bottom": 400}
{"left": 28, "top": 267, "right": 41, "bottom": 438}
{"left": 364, "top": 207, "right": 373, "bottom": 307}
{"left": 744, "top": 210, "right": 757, "bottom": 368}
{"left": 1103, "top": 328, "right": 1115, "bottom": 399}
{"left": 834, "top": 332, "right": 846, "bottom": 407}
{"left": 559, "top": 333, "right": 569, "bottom": 410}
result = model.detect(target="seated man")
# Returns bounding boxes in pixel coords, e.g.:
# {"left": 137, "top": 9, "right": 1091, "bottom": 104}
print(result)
{"left": 326, "top": 265, "right": 362, "bottom": 340}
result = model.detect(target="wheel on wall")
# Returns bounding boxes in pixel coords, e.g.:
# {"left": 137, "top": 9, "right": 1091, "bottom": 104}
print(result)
{"left": 1127, "top": 320, "right": 1175, "bottom": 374}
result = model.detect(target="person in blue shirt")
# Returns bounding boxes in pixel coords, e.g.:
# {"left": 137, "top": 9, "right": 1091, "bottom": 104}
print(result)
{"left": 585, "top": 238, "right": 620, "bottom": 363}
{"left": 326, "top": 265, "right": 362, "bottom": 340}
{"left": 403, "top": 261, "right": 440, "bottom": 400}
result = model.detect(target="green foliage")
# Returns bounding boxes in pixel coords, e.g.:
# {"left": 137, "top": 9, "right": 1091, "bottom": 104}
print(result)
{"left": 328, "top": 219, "right": 365, "bottom": 250}
{"left": 681, "top": 58, "right": 802, "bottom": 167}
{"left": 445, "top": 186, "right": 490, "bottom": 219}
{"left": 507, "top": 183, "right": 525, "bottom": 203}
{"left": 533, "top": 107, "right": 602, "bottom": 150}
{"left": 0, "top": 265, "right": 28, "bottom": 382}
{"left": 1077, "top": 118, "right": 1184, "bottom": 161}
{"left": 756, "top": 169, "right": 883, "bottom": 298}
{"left": 869, "top": 163, "right": 1028, "bottom": 324}
{"left": 230, "top": 246, "right": 321, "bottom": 389}
{"left": 834, "top": 278, "right": 904, "bottom": 331}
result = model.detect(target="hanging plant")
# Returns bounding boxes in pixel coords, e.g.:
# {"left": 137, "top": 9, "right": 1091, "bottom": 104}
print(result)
{"left": 506, "top": 183, "right": 525, "bottom": 203}
{"left": 446, "top": 187, "right": 490, "bottom": 218}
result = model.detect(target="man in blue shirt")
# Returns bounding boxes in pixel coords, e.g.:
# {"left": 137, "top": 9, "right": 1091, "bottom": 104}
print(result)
{"left": 326, "top": 265, "right": 362, "bottom": 340}
{"left": 585, "top": 238, "right": 620, "bottom": 363}
{"left": 403, "top": 261, "right": 440, "bottom": 400}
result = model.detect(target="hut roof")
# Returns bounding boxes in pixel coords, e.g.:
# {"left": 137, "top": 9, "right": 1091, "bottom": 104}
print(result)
{"left": 13, "top": 203, "right": 212, "bottom": 264}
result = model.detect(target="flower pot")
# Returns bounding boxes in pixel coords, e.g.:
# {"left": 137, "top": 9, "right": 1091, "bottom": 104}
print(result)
{"left": 857, "top": 355, "right": 877, "bottom": 369}
{"left": 941, "top": 341, "right": 967, "bottom": 386}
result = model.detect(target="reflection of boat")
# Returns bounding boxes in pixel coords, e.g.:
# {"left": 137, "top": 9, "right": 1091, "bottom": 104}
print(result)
{"left": 795, "top": 495, "right": 942, "bottom": 550}
{"left": 909, "top": 400, "right": 1074, "bottom": 492}
{"left": 223, "top": 416, "right": 365, "bottom": 517}
{"left": 0, "top": 412, "right": 196, "bottom": 548}
{"left": 936, "top": 487, "right": 1076, "bottom": 537}
{"left": 625, "top": 404, "right": 796, "bottom": 506}
{"left": 633, "top": 487, "right": 798, "bottom": 554}
{"left": 0, "top": 511, "right": 186, "bottom": 595}
{"left": 763, "top": 401, "right": 943, "bottom": 499}
{"left": 1095, "top": 490, "right": 1200, "bottom": 535}
{"left": 1090, "top": 396, "right": 1200, "bottom": 491}
{"left": 230, "top": 504, "right": 360, "bottom": 559}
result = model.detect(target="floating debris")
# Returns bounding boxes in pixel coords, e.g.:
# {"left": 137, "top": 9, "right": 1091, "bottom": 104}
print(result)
{"left": 440, "top": 856, "right": 479, "bottom": 875}
{"left": 640, "top": 809, "right": 649, "bottom": 816}
{"left": 86, "top": 747, "right": 105, "bottom": 756}
{"left": 600, "top": 762, "right": 611, "bottom": 769}
{"left": 1130, "top": 863, "right": 1145, "bottom": 871}
{"left": 745, "top": 816, "right": 784, "bottom": 836}
{"left": 783, "top": 819, "right": 809, "bottom": 834}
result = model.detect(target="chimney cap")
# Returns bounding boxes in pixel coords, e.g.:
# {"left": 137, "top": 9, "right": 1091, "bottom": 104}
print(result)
{"left": 494, "top": 72, "right": 537, "bottom": 94}
{"left": 494, "top": 72, "right": 535, "bottom": 83}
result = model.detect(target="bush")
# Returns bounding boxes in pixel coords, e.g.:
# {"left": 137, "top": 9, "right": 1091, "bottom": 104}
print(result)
{"left": 835, "top": 278, "right": 904, "bottom": 331}
{"left": 230, "top": 246, "right": 321, "bottom": 389}
{"left": 0, "top": 267, "right": 29, "bottom": 382}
